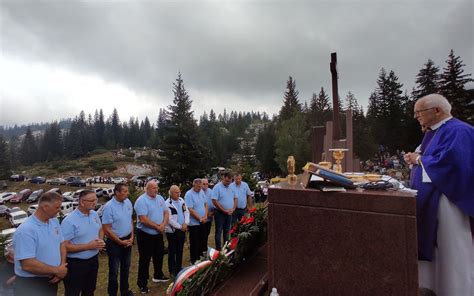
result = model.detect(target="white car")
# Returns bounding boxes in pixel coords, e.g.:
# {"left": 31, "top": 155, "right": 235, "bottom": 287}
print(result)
{"left": 27, "top": 204, "right": 39, "bottom": 216}
{"left": 9, "top": 210, "right": 28, "bottom": 227}
{"left": 0, "top": 192, "right": 16, "bottom": 204}
{"left": 62, "top": 191, "right": 75, "bottom": 202}
{"left": 60, "top": 202, "right": 74, "bottom": 216}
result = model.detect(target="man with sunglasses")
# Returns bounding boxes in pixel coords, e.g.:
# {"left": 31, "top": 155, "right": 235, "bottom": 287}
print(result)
{"left": 404, "top": 94, "right": 473, "bottom": 295}
{"left": 61, "top": 189, "right": 105, "bottom": 295}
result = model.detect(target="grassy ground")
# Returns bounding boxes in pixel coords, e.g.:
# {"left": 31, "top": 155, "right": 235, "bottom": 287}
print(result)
{"left": 1, "top": 181, "right": 217, "bottom": 296}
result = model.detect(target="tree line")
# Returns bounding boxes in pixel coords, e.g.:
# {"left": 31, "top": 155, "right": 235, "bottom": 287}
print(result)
{"left": 0, "top": 49, "right": 472, "bottom": 182}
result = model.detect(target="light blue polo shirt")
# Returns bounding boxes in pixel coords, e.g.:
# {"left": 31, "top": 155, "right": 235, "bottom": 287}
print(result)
{"left": 185, "top": 189, "right": 207, "bottom": 226}
{"left": 134, "top": 193, "right": 167, "bottom": 235}
{"left": 211, "top": 182, "right": 236, "bottom": 211}
{"left": 13, "top": 215, "right": 64, "bottom": 277}
{"left": 202, "top": 188, "right": 214, "bottom": 222}
{"left": 102, "top": 197, "right": 133, "bottom": 238}
{"left": 61, "top": 209, "right": 102, "bottom": 259}
{"left": 230, "top": 181, "right": 252, "bottom": 209}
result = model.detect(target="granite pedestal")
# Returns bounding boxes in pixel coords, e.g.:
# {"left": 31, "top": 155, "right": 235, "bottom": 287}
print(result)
{"left": 268, "top": 184, "right": 418, "bottom": 295}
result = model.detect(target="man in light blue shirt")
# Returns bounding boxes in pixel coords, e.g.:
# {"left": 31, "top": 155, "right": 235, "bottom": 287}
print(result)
{"left": 201, "top": 178, "right": 214, "bottom": 242}
{"left": 185, "top": 179, "right": 208, "bottom": 264}
{"left": 212, "top": 172, "right": 237, "bottom": 250}
{"left": 61, "top": 189, "right": 104, "bottom": 296}
{"left": 102, "top": 183, "right": 134, "bottom": 296}
{"left": 134, "top": 180, "right": 169, "bottom": 294}
{"left": 13, "top": 191, "right": 68, "bottom": 296}
{"left": 230, "top": 173, "right": 253, "bottom": 224}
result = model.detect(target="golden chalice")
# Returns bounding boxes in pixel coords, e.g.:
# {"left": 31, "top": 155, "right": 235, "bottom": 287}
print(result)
{"left": 287, "top": 155, "right": 298, "bottom": 185}
{"left": 328, "top": 148, "right": 348, "bottom": 173}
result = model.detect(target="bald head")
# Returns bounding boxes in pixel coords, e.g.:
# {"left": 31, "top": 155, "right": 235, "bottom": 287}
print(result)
{"left": 414, "top": 94, "right": 452, "bottom": 128}
{"left": 145, "top": 180, "right": 158, "bottom": 198}
{"left": 418, "top": 94, "right": 452, "bottom": 114}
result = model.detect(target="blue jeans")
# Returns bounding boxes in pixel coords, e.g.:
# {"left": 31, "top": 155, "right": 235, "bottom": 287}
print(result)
{"left": 214, "top": 211, "right": 232, "bottom": 250}
{"left": 106, "top": 235, "right": 132, "bottom": 296}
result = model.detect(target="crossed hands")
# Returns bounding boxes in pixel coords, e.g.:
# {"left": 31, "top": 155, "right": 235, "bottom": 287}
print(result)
{"left": 50, "top": 263, "right": 68, "bottom": 283}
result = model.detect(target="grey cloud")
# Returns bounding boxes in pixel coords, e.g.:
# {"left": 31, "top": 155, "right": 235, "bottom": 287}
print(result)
{"left": 0, "top": 0, "right": 473, "bottom": 125}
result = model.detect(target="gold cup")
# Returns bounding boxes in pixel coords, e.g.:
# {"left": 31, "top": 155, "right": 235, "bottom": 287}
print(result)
{"left": 328, "top": 148, "right": 348, "bottom": 173}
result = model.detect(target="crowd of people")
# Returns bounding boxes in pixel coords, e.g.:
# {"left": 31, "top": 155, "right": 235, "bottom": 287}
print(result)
{"left": 6, "top": 171, "right": 253, "bottom": 296}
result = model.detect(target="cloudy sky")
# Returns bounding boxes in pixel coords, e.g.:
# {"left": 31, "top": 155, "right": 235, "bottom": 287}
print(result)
{"left": 0, "top": 0, "right": 472, "bottom": 126}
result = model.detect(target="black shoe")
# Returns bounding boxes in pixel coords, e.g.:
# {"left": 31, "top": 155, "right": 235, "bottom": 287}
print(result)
{"left": 139, "top": 287, "right": 149, "bottom": 294}
{"left": 152, "top": 276, "right": 170, "bottom": 283}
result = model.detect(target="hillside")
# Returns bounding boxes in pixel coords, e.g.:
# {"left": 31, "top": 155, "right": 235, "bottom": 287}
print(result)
{"left": 11, "top": 148, "right": 159, "bottom": 179}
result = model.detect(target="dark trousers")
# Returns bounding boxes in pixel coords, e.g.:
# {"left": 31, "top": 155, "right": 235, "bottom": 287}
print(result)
{"left": 188, "top": 224, "right": 208, "bottom": 264}
{"left": 232, "top": 208, "right": 246, "bottom": 224}
{"left": 204, "top": 219, "right": 213, "bottom": 241}
{"left": 63, "top": 254, "right": 99, "bottom": 296}
{"left": 166, "top": 230, "right": 185, "bottom": 276}
{"left": 14, "top": 276, "right": 58, "bottom": 296}
{"left": 106, "top": 235, "right": 132, "bottom": 296}
{"left": 214, "top": 211, "right": 232, "bottom": 250}
{"left": 136, "top": 229, "right": 165, "bottom": 288}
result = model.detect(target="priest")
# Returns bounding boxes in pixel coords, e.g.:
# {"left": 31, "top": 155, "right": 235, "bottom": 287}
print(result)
{"left": 404, "top": 94, "right": 473, "bottom": 295}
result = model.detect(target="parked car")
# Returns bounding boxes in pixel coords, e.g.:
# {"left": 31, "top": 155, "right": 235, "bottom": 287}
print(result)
{"left": 9, "top": 189, "right": 33, "bottom": 204}
{"left": 9, "top": 210, "right": 28, "bottom": 227}
{"left": 26, "top": 189, "right": 44, "bottom": 203}
{"left": 62, "top": 191, "right": 75, "bottom": 202}
{"left": 46, "top": 188, "right": 62, "bottom": 195}
{"left": 47, "top": 178, "right": 67, "bottom": 185}
{"left": 60, "top": 202, "right": 74, "bottom": 216}
{"left": 254, "top": 181, "right": 269, "bottom": 203}
{"left": 0, "top": 192, "right": 16, "bottom": 204}
{"left": 27, "top": 204, "right": 38, "bottom": 216}
{"left": 96, "top": 204, "right": 105, "bottom": 219}
{"left": 111, "top": 177, "right": 127, "bottom": 184}
{"left": 103, "top": 188, "right": 114, "bottom": 199}
{"left": 131, "top": 175, "right": 147, "bottom": 185}
{"left": 6, "top": 207, "right": 21, "bottom": 218}
{"left": 65, "top": 176, "right": 81, "bottom": 183}
{"left": 67, "top": 179, "right": 86, "bottom": 187}
{"left": 0, "top": 205, "right": 9, "bottom": 217}
{"left": 73, "top": 189, "right": 85, "bottom": 200}
{"left": 72, "top": 201, "right": 79, "bottom": 210}
{"left": 29, "top": 176, "right": 46, "bottom": 184}
{"left": 94, "top": 188, "right": 106, "bottom": 198}
{"left": 0, "top": 228, "right": 16, "bottom": 242}
{"left": 9, "top": 174, "right": 26, "bottom": 182}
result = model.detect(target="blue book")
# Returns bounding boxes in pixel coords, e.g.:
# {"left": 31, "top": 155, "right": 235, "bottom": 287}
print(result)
{"left": 315, "top": 168, "right": 356, "bottom": 189}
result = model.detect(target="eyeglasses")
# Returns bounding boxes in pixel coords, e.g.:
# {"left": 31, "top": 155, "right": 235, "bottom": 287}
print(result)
{"left": 414, "top": 107, "right": 436, "bottom": 116}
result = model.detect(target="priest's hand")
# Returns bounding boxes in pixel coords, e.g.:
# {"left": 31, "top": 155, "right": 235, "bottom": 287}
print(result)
{"left": 404, "top": 152, "right": 420, "bottom": 165}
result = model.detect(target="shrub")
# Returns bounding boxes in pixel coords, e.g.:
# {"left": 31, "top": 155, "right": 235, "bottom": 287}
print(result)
{"left": 88, "top": 158, "right": 117, "bottom": 172}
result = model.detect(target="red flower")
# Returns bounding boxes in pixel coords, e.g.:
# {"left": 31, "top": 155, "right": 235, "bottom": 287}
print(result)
{"left": 248, "top": 207, "right": 257, "bottom": 214}
{"left": 230, "top": 237, "right": 238, "bottom": 250}
{"left": 240, "top": 216, "right": 247, "bottom": 224}
{"left": 230, "top": 228, "right": 235, "bottom": 234}
{"left": 243, "top": 216, "right": 255, "bottom": 225}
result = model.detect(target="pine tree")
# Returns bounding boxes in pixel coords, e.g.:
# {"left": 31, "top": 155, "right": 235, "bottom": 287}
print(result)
{"left": 20, "top": 127, "right": 38, "bottom": 165}
{"left": 412, "top": 59, "right": 440, "bottom": 99}
{"left": 274, "top": 112, "right": 310, "bottom": 172}
{"left": 94, "top": 109, "right": 106, "bottom": 147}
{"left": 40, "top": 122, "right": 63, "bottom": 161}
{"left": 0, "top": 135, "right": 11, "bottom": 179}
{"left": 440, "top": 49, "right": 473, "bottom": 121}
{"left": 309, "top": 87, "right": 332, "bottom": 126}
{"left": 255, "top": 122, "right": 280, "bottom": 174}
{"left": 279, "top": 76, "right": 302, "bottom": 121}
{"left": 159, "top": 73, "right": 205, "bottom": 186}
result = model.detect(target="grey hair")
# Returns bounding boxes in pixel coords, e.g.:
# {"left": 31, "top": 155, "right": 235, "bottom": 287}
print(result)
{"left": 420, "top": 94, "right": 452, "bottom": 114}
{"left": 193, "top": 178, "right": 202, "bottom": 185}
{"left": 39, "top": 192, "right": 62, "bottom": 204}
